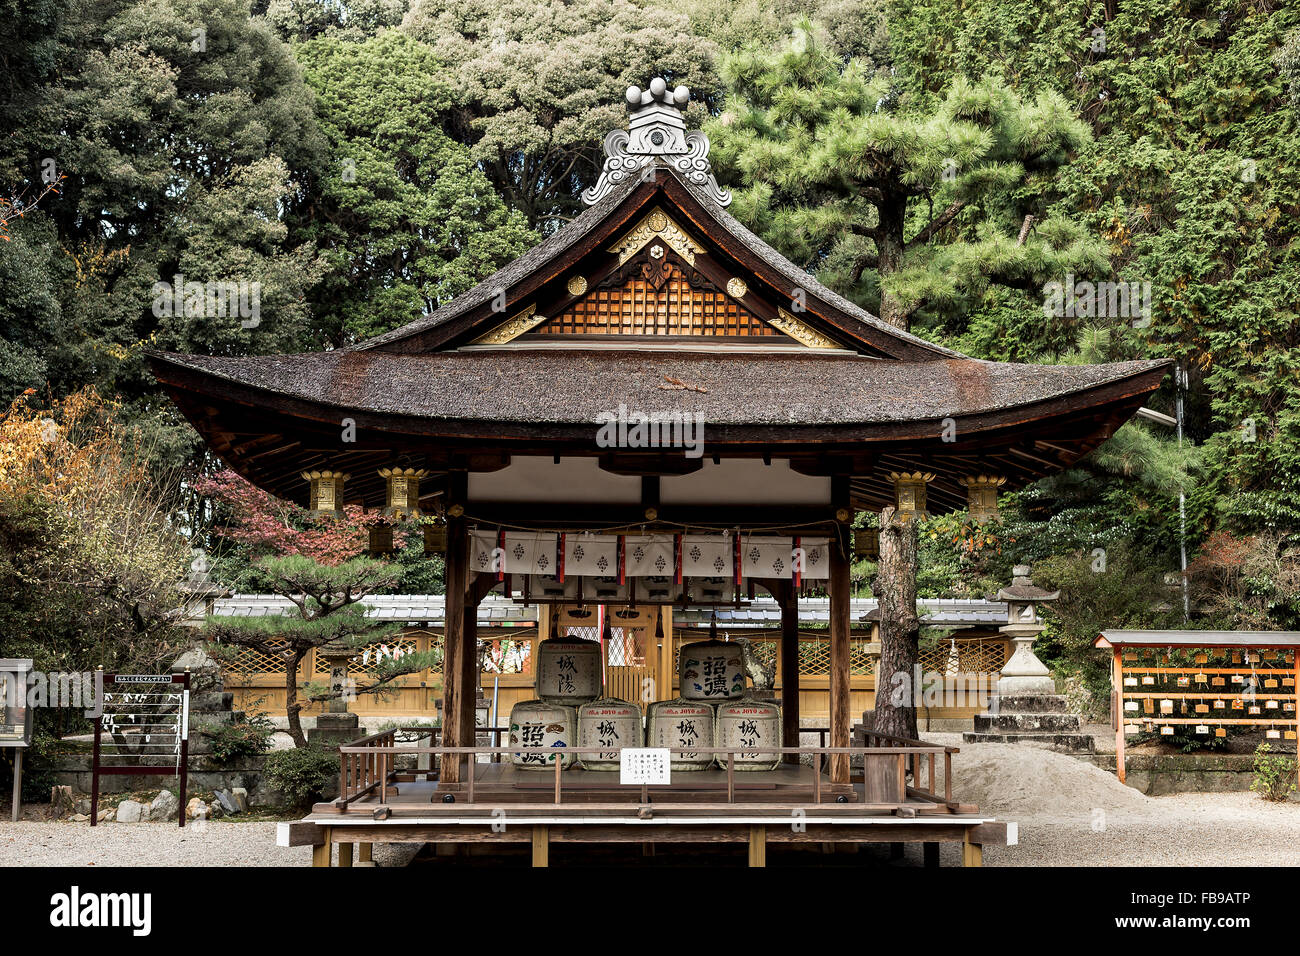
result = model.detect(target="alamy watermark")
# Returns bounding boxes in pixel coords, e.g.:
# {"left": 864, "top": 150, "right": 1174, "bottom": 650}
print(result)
{"left": 885, "top": 665, "right": 1000, "bottom": 711}
{"left": 1, "top": 670, "right": 104, "bottom": 717}
{"left": 1042, "top": 272, "right": 1152, "bottom": 327}
{"left": 595, "top": 403, "right": 705, "bottom": 459}
{"left": 151, "top": 273, "right": 261, "bottom": 328}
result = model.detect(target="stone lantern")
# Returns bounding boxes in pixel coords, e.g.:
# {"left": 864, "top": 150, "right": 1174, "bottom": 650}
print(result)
{"left": 888, "top": 472, "right": 933, "bottom": 522}
{"left": 178, "top": 549, "right": 231, "bottom": 625}
{"left": 309, "top": 642, "right": 363, "bottom": 747}
{"left": 959, "top": 475, "right": 1006, "bottom": 523}
{"left": 302, "top": 470, "right": 349, "bottom": 518}
{"left": 963, "top": 566, "right": 1090, "bottom": 752}
{"left": 994, "top": 565, "right": 1059, "bottom": 696}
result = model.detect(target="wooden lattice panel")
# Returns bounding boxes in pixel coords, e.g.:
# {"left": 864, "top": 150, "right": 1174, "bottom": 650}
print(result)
{"left": 672, "top": 635, "right": 876, "bottom": 677}
{"left": 533, "top": 268, "right": 780, "bottom": 339}
{"left": 312, "top": 636, "right": 429, "bottom": 678}
{"left": 227, "top": 644, "right": 294, "bottom": 677}
{"left": 918, "top": 639, "right": 1011, "bottom": 676}
{"left": 481, "top": 637, "right": 533, "bottom": 675}
{"left": 796, "top": 638, "right": 877, "bottom": 677}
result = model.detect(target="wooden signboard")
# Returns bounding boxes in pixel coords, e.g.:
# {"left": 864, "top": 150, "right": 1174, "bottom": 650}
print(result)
{"left": 91, "top": 672, "right": 190, "bottom": 828}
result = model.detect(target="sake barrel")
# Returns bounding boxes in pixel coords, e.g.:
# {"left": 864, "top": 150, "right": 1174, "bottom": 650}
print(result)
{"left": 536, "top": 636, "right": 602, "bottom": 705}
{"left": 715, "top": 696, "right": 782, "bottom": 771}
{"left": 577, "top": 697, "right": 643, "bottom": 771}
{"left": 646, "top": 698, "right": 714, "bottom": 771}
{"left": 679, "top": 639, "right": 746, "bottom": 702}
{"left": 508, "top": 699, "right": 577, "bottom": 770}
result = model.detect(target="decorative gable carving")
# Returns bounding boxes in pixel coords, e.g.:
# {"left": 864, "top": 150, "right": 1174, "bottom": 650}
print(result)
{"left": 472, "top": 304, "right": 547, "bottom": 345}
{"left": 608, "top": 209, "right": 706, "bottom": 266}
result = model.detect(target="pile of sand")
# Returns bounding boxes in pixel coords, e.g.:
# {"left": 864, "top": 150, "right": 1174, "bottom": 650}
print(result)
{"left": 950, "top": 743, "right": 1152, "bottom": 819}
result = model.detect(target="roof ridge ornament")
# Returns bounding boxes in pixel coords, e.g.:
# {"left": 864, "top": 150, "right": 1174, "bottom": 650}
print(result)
{"left": 582, "top": 77, "right": 731, "bottom": 208}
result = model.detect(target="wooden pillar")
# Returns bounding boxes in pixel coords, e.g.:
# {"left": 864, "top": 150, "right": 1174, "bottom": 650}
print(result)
{"left": 311, "top": 829, "right": 332, "bottom": 867}
{"left": 828, "top": 525, "right": 851, "bottom": 784}
{"left": 658, "top": 605, "right": 674, "bottom": 701}
{"left": 962, "top": 832, "right": 983, "bottom": 867}
{"left": 1113, "top": 647, "right": 1126, "bottom": 784}
{"left": 337, "top": 841, "right": 353, "bottom": 868}
{"left": 780, "top": 581, "right": 801, "bottom": 765}
{"left": 460, "top": 593, "right": 480, "bottom": 760}
{"left": 440, "top": 475, "right": 469, "bottom": 785}
{"left": 748, "top": 825, "right": 766, "bottom": 867}
{"left": 357, "top": 842, "right": 373, "bottom": 863}
{"left": 531, "top": 825, "right": 549, "bottom": 867}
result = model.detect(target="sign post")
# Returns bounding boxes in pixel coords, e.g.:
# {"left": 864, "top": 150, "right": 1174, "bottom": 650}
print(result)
{"left": 0, "top": 660, "right": 34, "bottom": 822}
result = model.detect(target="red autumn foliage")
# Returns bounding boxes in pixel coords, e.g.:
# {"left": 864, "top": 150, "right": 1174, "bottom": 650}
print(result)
{"left": 192, "top": 469, "right": 408, "bottom": 566}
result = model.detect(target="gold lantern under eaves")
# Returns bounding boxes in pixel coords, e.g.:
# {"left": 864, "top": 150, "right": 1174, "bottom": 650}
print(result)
{"left": 301, "top": 470, "right": 349, "bottom": 517}
{"left": 959, "top": 474, "right": 1006, "bottom": 523}
{"left": 368, "top": 522, "right": 395, "bottom": 554}
{"left": 380, "top": 467, "right": 428, "bottom": 519}
{"left": 853, "top": 529, "right": 880, "bottom": 559}
{"left": 423, "top": 522, "right": 447, "bottom": 556}
{"left": 888, "top": 471, "right": 934, "bottom": 522}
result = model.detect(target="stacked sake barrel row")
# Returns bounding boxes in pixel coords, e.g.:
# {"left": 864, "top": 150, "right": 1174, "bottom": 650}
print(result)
{"left": 508, "top": 636, "right": 611, "bottom": 771}
{"left": 508, "top": 638, "right": 782, "bottom": 771}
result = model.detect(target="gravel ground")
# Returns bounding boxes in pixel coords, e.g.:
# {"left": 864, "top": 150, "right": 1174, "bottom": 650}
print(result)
{"left": 0, "top": 821, "right": 420, "bottom": 867}
{"left": 930, "top": 738, "right": 1300, "bottom": 867}
{"left": 3, "top": 741, "right": 1295, "bottom": 867}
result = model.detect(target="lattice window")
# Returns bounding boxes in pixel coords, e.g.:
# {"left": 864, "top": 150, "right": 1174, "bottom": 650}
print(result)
{"left": 796, "top": 638, "right": 876, "bottom": 677}
{"left": 533, "top": 269, "right": 779, "bottom": 339}
{"left": 226, "top": 643, "right": 295, "bottom": 677}
{"left": 313, "top": 636, "right": 427, "bottom": 678}
{"left": 917, "top": 639, "right": 1010, "bottom": 676}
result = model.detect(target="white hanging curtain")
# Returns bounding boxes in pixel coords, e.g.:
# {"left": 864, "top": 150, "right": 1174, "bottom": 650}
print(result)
{"left": 470, "top": 531, "right": 832, "bottom": 580}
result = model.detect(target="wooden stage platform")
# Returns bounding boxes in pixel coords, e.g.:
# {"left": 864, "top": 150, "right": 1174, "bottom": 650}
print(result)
{"left": 287, "top": 757, "right": 1011, "bottom": 867}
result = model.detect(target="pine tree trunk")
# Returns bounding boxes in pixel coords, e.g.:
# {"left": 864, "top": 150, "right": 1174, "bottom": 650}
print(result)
{"left": 875, "top": 195, "right": 910, "bottom": 331}
{"left": 873, "top": 506, "right": 920, "bottom": 740}
{"left": 285, "top": 651, "right": 307, "bottom": 748}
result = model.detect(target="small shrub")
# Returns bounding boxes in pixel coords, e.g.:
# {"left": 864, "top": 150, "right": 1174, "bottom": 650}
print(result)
{"left": 206, "top": 712, "right": 275, "bottom": 764}
{"left": 1250, "top": 743, "right": 1298, "bottom": 802}
{"left": 263, "top": 747, "right": 339, "bottom": 808}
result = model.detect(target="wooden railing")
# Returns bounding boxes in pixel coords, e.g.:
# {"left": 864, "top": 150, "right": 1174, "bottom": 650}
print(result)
{"left": 334, "top": 731, "right": 959, "bottom": 811}
{"left": 335, "top": 726, "right": 512, "bottom": 808}
{"left": 859, "top": 729, "right": 958, "bottom": 804}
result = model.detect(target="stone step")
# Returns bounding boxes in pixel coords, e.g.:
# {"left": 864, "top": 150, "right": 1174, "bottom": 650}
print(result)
{"left": 973, "top": 712, "right": 1082, "bottom": 734}
{"left": 961, "top": 731, "right": 1096, "bottom": 753}
{"left": 988, "top": 694, "right": 1072, "bottom": 713}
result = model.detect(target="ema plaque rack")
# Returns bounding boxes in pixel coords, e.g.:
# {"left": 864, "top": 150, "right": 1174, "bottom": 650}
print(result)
{"left": 91, "top": 671, "right": 190, "bottom": 827}
{"left": 1096, "top": 631, "right": 1300, "bottom": 786}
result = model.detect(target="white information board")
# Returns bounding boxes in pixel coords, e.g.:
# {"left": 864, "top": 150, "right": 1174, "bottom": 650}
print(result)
{"left": 620, "top": 747, "right": 671, "bottom": 785}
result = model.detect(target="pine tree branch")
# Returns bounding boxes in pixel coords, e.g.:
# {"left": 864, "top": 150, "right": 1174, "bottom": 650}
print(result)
{"left": 911, "top": 199, "right": 967, "bottom": 245}
{"left": 1017, "top": 214, "right": 1036, "bottom": 246}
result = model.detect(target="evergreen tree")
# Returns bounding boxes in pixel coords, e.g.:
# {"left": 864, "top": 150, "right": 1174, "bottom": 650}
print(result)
{"left": 402, "top": 0, "right": 720, "bottom": 230}
{"left": 205, "top": 556, "right": 442, "bottom": 747}
{"left": 708, "top": 24, "right": 1105, "bottom": 332}
{"left": 294, "top": 29, "right": 535, "bottom": 341}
